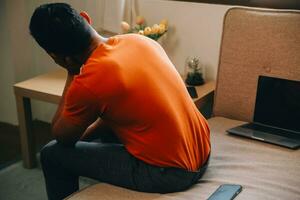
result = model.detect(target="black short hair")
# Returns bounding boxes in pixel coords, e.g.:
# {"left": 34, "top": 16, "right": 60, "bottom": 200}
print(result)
{"left": 29, "top": 3, "right": 92, "bottom": 56}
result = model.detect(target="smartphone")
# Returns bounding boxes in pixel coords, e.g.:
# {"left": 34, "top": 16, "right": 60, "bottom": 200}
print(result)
{"left": 207, "top": 184, "right": 242, "bottom": 200}
{"left": 186, "top": 86, "right": 198, "bottom": 98}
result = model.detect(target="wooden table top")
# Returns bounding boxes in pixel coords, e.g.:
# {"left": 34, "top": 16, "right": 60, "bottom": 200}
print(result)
{"left": 14, "top": 69, "right": 67, "bottom": 104}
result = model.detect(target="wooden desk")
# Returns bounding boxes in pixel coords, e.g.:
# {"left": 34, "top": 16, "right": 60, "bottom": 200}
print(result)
{"left": 14, "top": 69, "right": 67, "bottom": 168}
{"left": 14, "top": 69, "right": 215, "bottom": 168}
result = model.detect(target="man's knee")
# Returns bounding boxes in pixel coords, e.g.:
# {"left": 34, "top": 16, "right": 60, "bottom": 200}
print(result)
{"left": 40, "top": 140, "right": 59, "bottom": 166}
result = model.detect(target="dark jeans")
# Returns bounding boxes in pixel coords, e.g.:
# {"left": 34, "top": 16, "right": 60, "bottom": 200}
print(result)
{"left": 40, "top": 132, "right": 209, "bottom": 200}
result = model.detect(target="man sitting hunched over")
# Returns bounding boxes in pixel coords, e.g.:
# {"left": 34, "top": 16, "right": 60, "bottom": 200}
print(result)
{"left": 29, "top": 3, "right": 211, "bottom": 200}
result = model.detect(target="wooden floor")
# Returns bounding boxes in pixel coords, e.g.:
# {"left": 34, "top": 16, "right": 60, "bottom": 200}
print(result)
{"left": 0, "top": 120, "right": 53, "bottom": 169}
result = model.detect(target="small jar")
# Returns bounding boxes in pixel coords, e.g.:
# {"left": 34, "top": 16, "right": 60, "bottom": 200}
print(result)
{"left": 184, "top": 57, "right": 205, "bottom": 86}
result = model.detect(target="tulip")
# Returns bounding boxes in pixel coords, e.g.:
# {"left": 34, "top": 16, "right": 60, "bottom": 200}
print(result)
{"left": 136, "top": 16, "right": 145, "bottom": 25}
{"left": 144, "top": 27, "right": 152, "bottom": 35}
{"left": 151, "top": 24, "right": 159, "bottom": 34}
{"left": 121, "top": 21, "right": 130, "bottom": 33}
{"left": 160, "top": 19, "right": 168, "bottom": 28}
{"left": 138, "top": 30, "right": 144, "bottom": 35}
{"left": 158, "top": 24, "right": 166, "bottom": 34}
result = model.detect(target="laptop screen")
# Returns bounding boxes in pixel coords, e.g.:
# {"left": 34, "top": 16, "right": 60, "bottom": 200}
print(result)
{"left": 254, "top": 76, "right": 300, "bottom": 133}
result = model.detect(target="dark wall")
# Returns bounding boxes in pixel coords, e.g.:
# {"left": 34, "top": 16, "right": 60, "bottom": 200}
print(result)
{"left": 172, "top": 0, "right": 300, "bottom": 10}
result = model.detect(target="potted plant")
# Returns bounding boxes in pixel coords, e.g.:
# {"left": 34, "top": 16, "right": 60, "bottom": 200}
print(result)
{"left": 185, "top": 57, "right": 205, "bottom": 86}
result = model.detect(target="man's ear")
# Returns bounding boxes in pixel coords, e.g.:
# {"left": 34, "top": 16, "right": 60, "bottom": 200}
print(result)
{"left": 80, "top": 11, "right": 92, "bottom": 24}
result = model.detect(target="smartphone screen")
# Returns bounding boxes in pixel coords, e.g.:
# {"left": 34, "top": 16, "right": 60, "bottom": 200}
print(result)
{"left": 207, "top": 184, "right": 242, "bottom": 200}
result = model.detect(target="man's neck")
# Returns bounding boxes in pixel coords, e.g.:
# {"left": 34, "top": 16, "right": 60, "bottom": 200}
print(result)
{"left": 78, "top": 30, "right": 108, "bottom": 65}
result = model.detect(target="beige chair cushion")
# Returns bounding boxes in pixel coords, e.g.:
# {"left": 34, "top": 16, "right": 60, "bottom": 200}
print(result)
{"left": 213, "top": 7, "right": 300, "bottom": 122}
{"left": 67, "top": 117, "right": 300, "bottom": 200}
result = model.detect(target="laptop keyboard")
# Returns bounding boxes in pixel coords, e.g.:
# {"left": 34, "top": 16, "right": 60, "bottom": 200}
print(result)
{"left": 242, "top": 123, "right": 300, "bottom": 140}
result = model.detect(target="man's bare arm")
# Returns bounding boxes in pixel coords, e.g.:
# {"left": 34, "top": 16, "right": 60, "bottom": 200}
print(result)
{"left": 52, "top": 73, "right": 73, "bottom": 126}
{"left": 51, "top": 73, "right": 86, "bottom": 146}
{"left": 80, "top": 118, "right": 103, "bottom": 140}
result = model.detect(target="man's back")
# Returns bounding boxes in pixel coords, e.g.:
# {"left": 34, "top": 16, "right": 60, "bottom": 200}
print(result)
{"left": 65, "top": 34, "right": 210, "bottom": 171}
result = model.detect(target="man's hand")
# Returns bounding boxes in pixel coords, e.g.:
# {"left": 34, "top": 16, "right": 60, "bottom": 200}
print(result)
{"left": 52, "top": 117, "right": 85, "bottom": 147}
{"left": 49, "top": 53, "right": 81, "bottom": 75}
{"left": 80, "top": 118, "right": 103, "bottom": 141}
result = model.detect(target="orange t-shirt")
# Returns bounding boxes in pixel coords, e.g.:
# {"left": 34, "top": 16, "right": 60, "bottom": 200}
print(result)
{"left": 62, "top": 34, "right": 210, "bottom": 171}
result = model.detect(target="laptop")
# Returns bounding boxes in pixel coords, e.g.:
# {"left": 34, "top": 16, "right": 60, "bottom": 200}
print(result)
{"left": 227, "top": 75, "right": 300, "bottom": 149}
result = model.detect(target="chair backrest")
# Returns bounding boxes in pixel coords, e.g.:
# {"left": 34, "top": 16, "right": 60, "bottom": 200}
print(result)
{"left": 213, "top": 7, "right": 300, "bottom": 122}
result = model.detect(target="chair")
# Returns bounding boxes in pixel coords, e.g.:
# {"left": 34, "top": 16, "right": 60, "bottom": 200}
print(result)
{"left": 66, "top": 7, "right": 300, "bottom": 200}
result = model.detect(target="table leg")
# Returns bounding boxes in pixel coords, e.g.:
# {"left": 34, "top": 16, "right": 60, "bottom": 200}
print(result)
{"left": 194, "top": 91, "right": 214, "bottom": 119}
{"left": 15, "top": 95, "right": 36, "bottom": 168}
